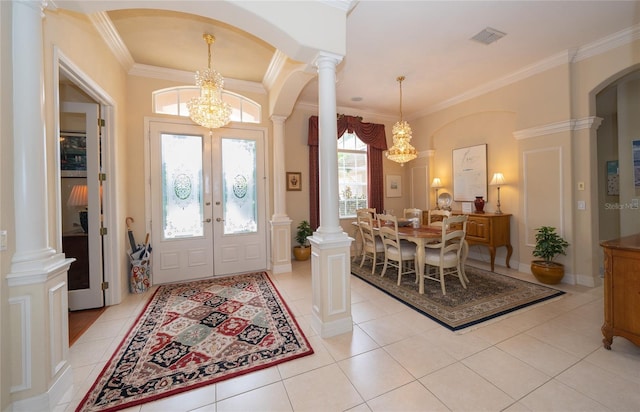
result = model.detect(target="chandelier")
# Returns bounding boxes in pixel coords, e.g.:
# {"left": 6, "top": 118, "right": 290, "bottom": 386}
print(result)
{"left": 187, "top": 33, "right": 232, "bottom": 129}
{"left": 385, "top": 75, "right": 417, "bottom": 165}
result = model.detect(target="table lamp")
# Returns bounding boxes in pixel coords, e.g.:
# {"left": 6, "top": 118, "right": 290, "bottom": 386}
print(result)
{"left": 431, "top": 178, "right": 443, "bottom": 209}
{"left": 489, "top": 172, "right": 506, "bottom": 214}
{"left": 67, "top": 184, "right": 88, "bottom": 233}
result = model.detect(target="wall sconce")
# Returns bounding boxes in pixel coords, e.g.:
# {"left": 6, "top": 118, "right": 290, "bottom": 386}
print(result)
{"left": 489, "top": 172, "right": 506, "bottom": 214}
{"left": 431, "top": 177, "right": 443, "bottom": 209}
{"left": 67, "top": 184, "right": 88, "bottom": 233}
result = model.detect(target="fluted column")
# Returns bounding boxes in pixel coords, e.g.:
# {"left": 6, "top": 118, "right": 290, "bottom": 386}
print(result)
{"left": 270, "top": 115, "right": 292, "bottom": 274}
{"left": 308, "top": 52, "right": 353, "bottom": 338}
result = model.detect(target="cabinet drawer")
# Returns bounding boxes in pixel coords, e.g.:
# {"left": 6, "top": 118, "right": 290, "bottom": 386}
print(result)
{"left": 466, "top": 217, "right": 490, "bottom": 242}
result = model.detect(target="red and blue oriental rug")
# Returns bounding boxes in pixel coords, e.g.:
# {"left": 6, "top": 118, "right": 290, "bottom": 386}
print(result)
{"left": 76, "top": 272, "right": 313, "bottom": 412}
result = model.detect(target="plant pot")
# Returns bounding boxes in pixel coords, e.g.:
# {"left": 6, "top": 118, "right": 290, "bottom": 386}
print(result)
{"left": 530, "top": 260, "right": 564, "bottom": 284}
{"left": 293, "top": 246, "right": 311, "bottom": 261}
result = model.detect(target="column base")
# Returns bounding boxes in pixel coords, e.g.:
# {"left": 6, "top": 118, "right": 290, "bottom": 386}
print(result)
{"left": 308, "top": 234, "right": 353, "bottom": 338}
{"left": 270, "top": 218, "right": 292, "bottom": 275}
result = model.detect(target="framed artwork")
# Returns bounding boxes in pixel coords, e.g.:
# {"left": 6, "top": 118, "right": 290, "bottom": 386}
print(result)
{"left": 606, "top": 160, "right": 619, "bottom": 196}
{"left": 386, "top": 174, "right": 402, "bottom": 197}
{"left": 452, "top": 143, "right": 487, "bottom": 202}
{"left": 286, "top": 172, "right": 302, "bottom": 191}
{"left": 60, "top": 132, "right": 87, "bottom": 177}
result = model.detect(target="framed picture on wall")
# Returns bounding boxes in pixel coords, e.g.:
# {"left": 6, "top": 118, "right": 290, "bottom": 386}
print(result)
{"left": 452, "top": 143, "right": 487, "bottom": 202}
{"left": 287, "top": 172, "right": 302, "bottom": 191}
{"left": 60, "top": 132, "right": 87, "bottom": 177}
{"left": 386, "top": 174, "right": 402, "bottom": 197}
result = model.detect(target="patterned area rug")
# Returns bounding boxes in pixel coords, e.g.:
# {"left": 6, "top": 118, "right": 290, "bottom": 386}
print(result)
{"left": 76, "top": 272, "right": 313, "bottom": 412}
{"left": 352, "top": 261, "right": 565, "bottom": 331}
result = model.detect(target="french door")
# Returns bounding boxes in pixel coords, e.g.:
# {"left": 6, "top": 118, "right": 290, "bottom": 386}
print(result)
{"left": 149, "top": 121, "right": 267, "bottom": 284}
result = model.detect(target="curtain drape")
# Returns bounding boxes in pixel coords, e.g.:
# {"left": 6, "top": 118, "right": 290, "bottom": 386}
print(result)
{"left": 307, "top": 115, "right": 388, "bottom": 230}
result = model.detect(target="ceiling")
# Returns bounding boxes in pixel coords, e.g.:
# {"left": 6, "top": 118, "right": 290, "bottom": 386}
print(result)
{"left": 98, "top": 1, "right": 640, "bottom": 120}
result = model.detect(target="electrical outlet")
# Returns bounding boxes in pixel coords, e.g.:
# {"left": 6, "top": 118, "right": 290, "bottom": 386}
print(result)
{"left": 577, "top": 200, "right": 586, "bottom": 210}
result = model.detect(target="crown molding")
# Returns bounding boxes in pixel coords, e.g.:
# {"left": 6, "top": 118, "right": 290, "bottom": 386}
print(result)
{"left": 263, "top": 50, "right": 288, "bottom": 90}
{"left": 513, "top": 116, "right": 603, "bottom": 140}
{"left": 573, "top": 24, "right": 640, "bottom": 62}
{"left": 88, "top": 11, "right": 135, "bottom": 71}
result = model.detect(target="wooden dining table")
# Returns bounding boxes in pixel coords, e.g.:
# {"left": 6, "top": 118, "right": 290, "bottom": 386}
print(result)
{"left": 352, "top": 221, "right": 468, "bottom": 294}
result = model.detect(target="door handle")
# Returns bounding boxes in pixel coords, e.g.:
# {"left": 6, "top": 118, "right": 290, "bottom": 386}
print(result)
{"left": 203, "top": 218, "right": 212, "bottom": 223}
{"left": 216, "top": 218, "right": 224, "bottom": 222}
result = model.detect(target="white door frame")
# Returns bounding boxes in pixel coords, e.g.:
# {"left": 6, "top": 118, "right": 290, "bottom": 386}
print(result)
{"left": 54, "top": 47, "right": 121, "bottom": 306}
{"left": 144, "top": 117, "right": 271, "bottom": 279}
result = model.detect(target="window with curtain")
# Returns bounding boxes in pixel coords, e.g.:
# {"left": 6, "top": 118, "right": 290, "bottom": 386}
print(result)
{"left": 308, "top": 115, "right": 387, "bottom": 230}
{"left": 338, "top": 132, "right": 368, "bottom": 218}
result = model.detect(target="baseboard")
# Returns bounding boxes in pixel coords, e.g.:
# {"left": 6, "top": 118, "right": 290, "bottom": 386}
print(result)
{"left": 11, "top": 363, "right": 72, "bottom": 412}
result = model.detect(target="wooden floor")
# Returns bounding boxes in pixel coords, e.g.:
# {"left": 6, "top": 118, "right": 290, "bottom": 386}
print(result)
{"left": 68, "top": 307, "right": 106, "bottom": 346}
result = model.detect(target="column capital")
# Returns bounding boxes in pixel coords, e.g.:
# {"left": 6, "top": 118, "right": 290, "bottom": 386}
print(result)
{"left": 270, "top": 115, "right": 287, "bottom": 124}
{"left": 313, "top": 51, "right": 344, "bottom": 69}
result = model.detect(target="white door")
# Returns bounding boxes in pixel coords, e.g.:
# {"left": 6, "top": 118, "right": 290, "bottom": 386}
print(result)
{"left": 63, "top": 102, "right": 104, "bottom": 310}
{"left": 149, "top": 121, "right": 267, "bottom": 284}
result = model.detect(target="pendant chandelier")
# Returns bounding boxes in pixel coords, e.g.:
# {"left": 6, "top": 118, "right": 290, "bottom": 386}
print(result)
{"left": 187, "top": 33, "right": 232, "bottom": 129}
{"left": 386, "top": 75, "right": 417, "bottom": 166}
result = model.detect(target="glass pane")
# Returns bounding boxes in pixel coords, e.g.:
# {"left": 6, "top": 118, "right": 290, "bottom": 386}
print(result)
{"left": 222, "top": 138, "right": 257, "bottom": 234}
{"left": 222, "top": 93, "right": 242, "bottom": 122}
{"left": 153, "top": 90, "right": 179, "bottom": 115}
{"left": 161, "top": 133, "right": 204, "bottom": 239}
{"left": 242, "top": 100, "right": 261, "bottom": 123}
{"left": 338, "top": 150, "right": 367, "bottom": 218}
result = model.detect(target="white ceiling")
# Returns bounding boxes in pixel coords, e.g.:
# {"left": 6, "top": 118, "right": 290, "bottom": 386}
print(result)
{"left": 97, "top": 1, "right": 640, "bottom": 119}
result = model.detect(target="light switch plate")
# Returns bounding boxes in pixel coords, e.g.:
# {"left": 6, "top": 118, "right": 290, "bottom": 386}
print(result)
{"left": 0, "top": 230, "right": 7, "bottom": 251}
{"left": 577, "top": 182, "right": 585, "bottom": 191}
{"left": 577, "top": 200, "right": 586, "bottom": 210}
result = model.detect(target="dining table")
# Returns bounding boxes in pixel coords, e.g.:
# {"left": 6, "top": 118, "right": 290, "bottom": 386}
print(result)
{"left": 352, "top": 220, "right": 469, "bottom": 294}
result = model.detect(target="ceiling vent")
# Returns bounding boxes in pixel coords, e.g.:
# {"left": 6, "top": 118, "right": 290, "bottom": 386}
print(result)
{"left": 471, "top": 27, "right": 506, "bottom": 45}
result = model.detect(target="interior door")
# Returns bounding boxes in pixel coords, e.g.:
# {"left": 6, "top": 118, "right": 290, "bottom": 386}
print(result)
{"left": 62, "top": 102, "right": 104, "bottom": 310}
{"left": 149, "top": 121, "right": 267, "bottom": 284}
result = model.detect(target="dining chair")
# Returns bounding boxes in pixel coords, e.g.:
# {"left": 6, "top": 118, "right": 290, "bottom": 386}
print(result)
{"left": 357, "top": 210, "right": 384, "bottom": 274}
{"left": 421, "top": 214, "right": 468, "bottom": 295}
{"left": 403, "top": 208, "right": 422, "bottom": 225}
{"left": 427, "top": 209, "right": 452, "bottom": 227}
{"left": 377, "top": 213, "right": 417, "bottom": 285}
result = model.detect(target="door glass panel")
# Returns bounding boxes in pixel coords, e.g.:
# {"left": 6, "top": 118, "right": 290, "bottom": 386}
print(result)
{"left": 161, "top": 133, "right": 204, "bottom": 239}
{"left": 222, "top": 138, "right": 257, "bottom": 234}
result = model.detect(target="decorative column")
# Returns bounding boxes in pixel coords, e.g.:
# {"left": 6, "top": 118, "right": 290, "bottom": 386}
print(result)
{"left": 270, "top": 115, "right": 292, "bottom": 274}
{"left": 308, "top": 52, "right": 353, "bottom": 338}
{"left": 8, "top": 1, "right": 73, "bottom": 409}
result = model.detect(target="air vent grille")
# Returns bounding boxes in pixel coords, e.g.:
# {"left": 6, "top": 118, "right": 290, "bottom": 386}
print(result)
{"left": 471, "top": 27, "right": 506, "bottom": 45}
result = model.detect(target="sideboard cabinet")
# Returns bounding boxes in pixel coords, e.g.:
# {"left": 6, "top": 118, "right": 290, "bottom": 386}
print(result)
{"left": 601, "top": 234, "right": 640, "bottom": 349}
{"left": 422, "top": 211, "right": 512, "bottom": 271}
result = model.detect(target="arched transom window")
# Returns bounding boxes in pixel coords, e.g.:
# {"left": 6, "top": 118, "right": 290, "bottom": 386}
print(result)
{"left": 152, "top": 86, "right": 261, "bottom": 124}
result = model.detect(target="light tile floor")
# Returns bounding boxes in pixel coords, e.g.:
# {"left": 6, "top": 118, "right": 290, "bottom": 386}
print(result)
{"left": 56, "top": 258, "right": 640, "bottom": 412}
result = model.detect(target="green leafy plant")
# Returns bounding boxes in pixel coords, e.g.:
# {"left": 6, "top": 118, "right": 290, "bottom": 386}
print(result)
{"left": 532, "top": 226, "right": 569, "bottom": 262}
{"left": 295, "top": 220, "right": 313, "bottom": 248}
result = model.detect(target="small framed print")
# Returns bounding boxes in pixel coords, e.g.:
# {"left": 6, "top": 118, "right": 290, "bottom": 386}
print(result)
{"left": 386, "top": 174, "right": 402, "bottom": 198}
{"left": 462, "top": 202, "right": 473, "bottom": 213}
{"left": 287, "top": 172, "right": 302, "bottom": 191}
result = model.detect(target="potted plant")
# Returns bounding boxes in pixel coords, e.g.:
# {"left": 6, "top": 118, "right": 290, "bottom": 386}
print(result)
{"left": 530, "top": 226, "right": 569, "bottom": 284}
{"left": 293, "top": 220, "right": 313, "bottom": 261}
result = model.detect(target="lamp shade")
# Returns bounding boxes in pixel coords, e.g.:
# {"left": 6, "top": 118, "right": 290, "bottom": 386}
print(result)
{"left": 431, "top": 177, "right": 443, "bottom": 188}
{"left": 489, "top": 172, "right": 506, "bottom": 186}
{"left": 67, "top": 184, "right": 88, "bottom": 207}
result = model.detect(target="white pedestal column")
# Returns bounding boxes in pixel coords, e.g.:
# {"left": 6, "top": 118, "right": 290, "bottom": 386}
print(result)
{"left": 309, "top": 52, "right": 352, "bottom": 338}
{"left": 8, "top": 1, "right": 73, "bottom": 409}
{"left": 270, "top": 115, "right": 292, "bottom": 274}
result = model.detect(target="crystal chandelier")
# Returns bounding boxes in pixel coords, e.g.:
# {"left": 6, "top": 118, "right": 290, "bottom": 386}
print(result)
{"left": 187, "top": 33, "right": 231, "bottom": 129}
{"left": 386, "top": 76, "right": 417, "bottom": 166}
